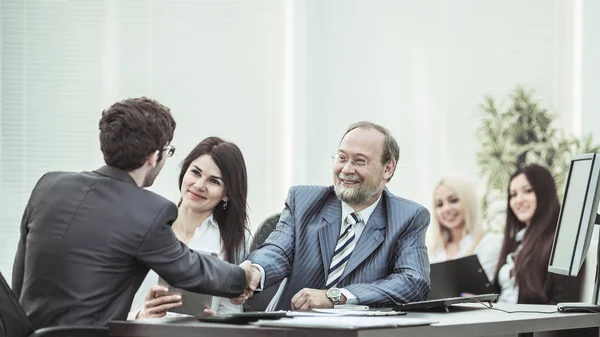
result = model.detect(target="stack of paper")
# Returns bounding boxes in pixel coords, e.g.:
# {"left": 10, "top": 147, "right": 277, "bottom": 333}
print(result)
{"left": 254, "top": 316, "right": 436, "bottom": 329}
{"left": 287, "top": 309, "right": 406, "bottom": 317}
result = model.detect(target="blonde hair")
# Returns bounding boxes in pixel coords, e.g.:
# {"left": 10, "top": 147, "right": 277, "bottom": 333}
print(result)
{"left": 428, "top": 176, "right": 483, "bottom": 255}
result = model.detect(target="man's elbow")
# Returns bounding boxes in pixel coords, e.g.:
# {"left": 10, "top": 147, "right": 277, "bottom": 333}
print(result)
{"left": 415, "top": 276, "right": 431, "bottom": 301}
{"left": 403, "top": 274, "right": 430, "bottom": 302}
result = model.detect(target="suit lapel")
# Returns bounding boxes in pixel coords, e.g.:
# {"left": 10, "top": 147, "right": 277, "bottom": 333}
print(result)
{"left": 339, "top": 196, "right": 387, "bottom": 281}
{"left": 317, "top": 198, "right": 342, "bottom": 282}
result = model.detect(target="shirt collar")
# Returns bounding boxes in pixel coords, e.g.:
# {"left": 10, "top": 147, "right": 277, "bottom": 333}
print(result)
{"left": 340, "top": 194, "right": 382, "bottom": 225}
{"left": 197, "top": 213, "right": 219, "bottom": 231}
{"left": 94, "top": 165, "right": 137, "bottom": 186}
{"left": 516, "top": 227, "right": 526, "bottom": 243}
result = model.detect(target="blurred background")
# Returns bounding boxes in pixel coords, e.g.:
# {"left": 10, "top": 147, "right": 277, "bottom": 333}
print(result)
{"left": 1, "top": 0, "right": 599, "bottom": 282}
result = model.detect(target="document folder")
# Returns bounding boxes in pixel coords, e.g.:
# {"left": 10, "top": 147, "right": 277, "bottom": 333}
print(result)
{"left": 157, "top": 251, "right": 218, "bottom": 316}
{"left": 429, "top": 254, "right": 494, "bottom": 299}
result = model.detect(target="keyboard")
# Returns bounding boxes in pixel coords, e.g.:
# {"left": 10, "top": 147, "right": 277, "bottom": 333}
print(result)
{"left": 393, "top": 293, "right": 498, "bottom": 311}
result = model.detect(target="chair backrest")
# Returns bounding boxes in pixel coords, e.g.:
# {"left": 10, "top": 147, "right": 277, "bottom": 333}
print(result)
{"left": 0, "top": 271, "right": 34, "bottom": 337}
{"left": 245, "top": 213, "right": 282, "bottom": 311}
{"left": 249, "top": 213, "right": 281, "bottom": 252}
{"left": 29, "top": 326, "right": 108, "bottom": 337}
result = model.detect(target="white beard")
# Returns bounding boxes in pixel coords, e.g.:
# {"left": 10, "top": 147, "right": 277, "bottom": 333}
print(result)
{"left": 334, "top": 173, "right": 379, "bottom": 205}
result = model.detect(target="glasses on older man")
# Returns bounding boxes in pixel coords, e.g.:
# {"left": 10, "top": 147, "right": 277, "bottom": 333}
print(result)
{"left": 331, "top": 154, "right": 373, "bottom": 167}
{"left": 164, "top": 145, "right": 176, "bottom": 157}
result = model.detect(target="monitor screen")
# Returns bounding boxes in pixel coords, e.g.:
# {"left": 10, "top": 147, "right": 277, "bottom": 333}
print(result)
{"left": 548, "top": 153, "right": 600, "bottom": 277}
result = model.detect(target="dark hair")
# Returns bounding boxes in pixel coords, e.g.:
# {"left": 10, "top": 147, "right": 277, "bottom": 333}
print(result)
{"left": 341, "top": 121, "right": 400, "bottom": 181}
{"left": 178, "top": 137, "right": 249, "bottom": 263}
{"left": 494, "top": 164, "right": 560, "bottom": 303}
{"left": 99, "top": 97, "right": 176, "bottom": 171}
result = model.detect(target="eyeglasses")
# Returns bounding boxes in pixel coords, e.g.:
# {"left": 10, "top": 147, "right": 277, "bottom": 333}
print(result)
{"left": 331, "top": 154, "right": 373, "bottom": 167}
{"left": 164, "top": 145, "right": 176, "bottom": 157}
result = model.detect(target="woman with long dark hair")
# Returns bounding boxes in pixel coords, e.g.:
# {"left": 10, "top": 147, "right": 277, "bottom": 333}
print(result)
{"left": 495, "top": 164, "right": 583, "bottom": 304}
{"left": 129, "top": 136, "right": 250, "bottom": 318}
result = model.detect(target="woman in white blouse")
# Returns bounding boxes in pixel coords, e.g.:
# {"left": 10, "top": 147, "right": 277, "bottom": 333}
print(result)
{"left": 494, "top": 164, "right": 583, "bottom": 304}
{"left": 427, "top": 176, "right": 502, "bottom": 281}
{"left": 129, "top": 136, "right": 251, "bottom": 319}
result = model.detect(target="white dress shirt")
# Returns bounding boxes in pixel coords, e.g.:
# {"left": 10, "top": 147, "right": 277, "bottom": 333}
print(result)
{"left": 497, "top": 228, "right": 526, "bottom": 303}
{"left": 256, "top": 195, "right": 382, "bottom": 308}
{"left": 429, "top": 232, "right": 503, "bottom": 281}
{"left": 337, "top": 196, "right": 381, "bottom": 304}
{"left": 127, "top": 215, "right": 243, "bottom": 319}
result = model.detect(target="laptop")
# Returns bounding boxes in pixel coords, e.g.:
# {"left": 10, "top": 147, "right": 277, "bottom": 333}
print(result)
{"left": 393, "top": 293, "right": 498, "bottom": 311}
{"left": 394, "top": 255, "right": 498, "bottom": 311}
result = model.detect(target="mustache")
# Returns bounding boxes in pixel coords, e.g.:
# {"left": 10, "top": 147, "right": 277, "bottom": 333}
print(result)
{"left": 338, "top": 173, "right": 363, "bottom": 182}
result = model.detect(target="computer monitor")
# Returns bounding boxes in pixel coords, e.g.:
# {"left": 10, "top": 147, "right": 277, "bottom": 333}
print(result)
{"left": 548, "top": 153, "right": 600, "bottom": 312}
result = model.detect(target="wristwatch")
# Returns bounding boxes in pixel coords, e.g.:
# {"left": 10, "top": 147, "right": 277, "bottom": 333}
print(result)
{"left": 326, "top": 287, "right": 342, "bottom": 305}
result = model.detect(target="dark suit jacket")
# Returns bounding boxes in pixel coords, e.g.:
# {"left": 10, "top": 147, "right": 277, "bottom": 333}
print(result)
{"left": 12, "top": 166, "right": 245, "bottom": 329}
{"left": 247, "top": 185, "right": 431, "bottom": 310}
{"left": 1, "top": 271, "right": 33, "bottom": 337}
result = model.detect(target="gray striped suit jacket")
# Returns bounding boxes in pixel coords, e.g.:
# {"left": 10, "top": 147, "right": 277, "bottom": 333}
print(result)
{"left": 248, "top": 185, "right": 431, "bottom": 310}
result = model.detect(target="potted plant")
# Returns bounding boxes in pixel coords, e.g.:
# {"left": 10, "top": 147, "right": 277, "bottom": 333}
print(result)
{"left": 476, "top": 85, "right": 600, "bottom": 230}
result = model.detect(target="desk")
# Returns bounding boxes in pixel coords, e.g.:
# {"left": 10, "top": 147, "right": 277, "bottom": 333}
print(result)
{"left": 109, "top": 303, "right": 600, "bottom": 337}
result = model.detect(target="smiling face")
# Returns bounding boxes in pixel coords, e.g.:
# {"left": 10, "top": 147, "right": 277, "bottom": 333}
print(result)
{"left": 333, "top": 127, "right": 394, "bottom": 209}
{"left": 434, "top": 184, "right": 466, "bottom": 232}
{"left": 509, "top": 173, "right": 538, "bottom": 226}
{"left": 180, "top": 154, "right": 227, "bottom": 216}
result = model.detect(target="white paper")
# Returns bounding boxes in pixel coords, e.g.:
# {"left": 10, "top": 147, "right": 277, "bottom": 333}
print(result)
{"left": 255, "top": 316, "right": 437, "bottom": 329}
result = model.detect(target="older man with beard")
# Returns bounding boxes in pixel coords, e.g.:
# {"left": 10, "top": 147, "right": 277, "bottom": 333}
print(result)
{"left": 245, "top": 121, "right": 431, "bottom": 310}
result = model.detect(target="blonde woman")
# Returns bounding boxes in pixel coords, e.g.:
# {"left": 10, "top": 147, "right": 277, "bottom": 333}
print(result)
{"left": 428, "top": 176, "right": 502, "bottom": 281}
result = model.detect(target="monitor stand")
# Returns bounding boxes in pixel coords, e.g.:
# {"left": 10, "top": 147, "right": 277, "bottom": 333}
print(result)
{"left": 557, "top": 215, "right": 600, "bottom": 313}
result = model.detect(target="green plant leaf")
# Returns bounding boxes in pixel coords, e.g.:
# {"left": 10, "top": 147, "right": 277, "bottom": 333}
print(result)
{"left": 476, "top": 85, "right": 600, "bottom": 231}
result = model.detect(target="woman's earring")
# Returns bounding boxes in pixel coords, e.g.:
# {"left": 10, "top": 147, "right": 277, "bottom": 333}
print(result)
{"left": 222, "top": 200, "right": 228, "bottom": 210}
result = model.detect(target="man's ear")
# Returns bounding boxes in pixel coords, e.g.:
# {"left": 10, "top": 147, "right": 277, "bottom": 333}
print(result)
{"left": 146, "top": 150, "right": 160, "bottom": 168}
{"left": 383, "top": 159, "right": 396, "bottom": 181}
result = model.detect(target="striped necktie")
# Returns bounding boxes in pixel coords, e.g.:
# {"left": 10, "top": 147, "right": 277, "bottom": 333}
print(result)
{"left": 326, "top": 212, "right": 362, "bottom": 288}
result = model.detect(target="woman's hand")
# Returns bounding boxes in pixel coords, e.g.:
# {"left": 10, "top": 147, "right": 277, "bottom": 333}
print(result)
{"left": 136, "top": 285, "right": 183, "bottom": 319}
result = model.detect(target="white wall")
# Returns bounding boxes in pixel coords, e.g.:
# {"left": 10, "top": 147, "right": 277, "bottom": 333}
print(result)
{"left": 293, "top": 0, "right": 581, "bottom": 216}
{"left": 582, "top": 0, "right": 600, "bottom": 137}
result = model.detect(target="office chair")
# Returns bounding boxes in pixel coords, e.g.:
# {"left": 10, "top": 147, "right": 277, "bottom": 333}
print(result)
{"left": 0, "top": 271, "right": 108, "bottom": 337}
{"left": 244, "top": 213, "right": 284, "bottom": 311}
{"left": 249, "top": 213, "right": 281, "bottom": 252}
{"left": 28, "top": 326, "right": 108, "bottom": 337}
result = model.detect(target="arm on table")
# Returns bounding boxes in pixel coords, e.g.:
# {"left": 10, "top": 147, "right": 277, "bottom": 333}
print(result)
{"left": 344, "top": 207, "right": 431, "bottom": 306}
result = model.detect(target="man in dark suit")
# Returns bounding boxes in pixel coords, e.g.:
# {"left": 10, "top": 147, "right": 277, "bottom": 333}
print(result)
{"left": 246, "top": 121, "right": 431, "bottom": 310}
{"left": 12, "top": 97, "right": 251, "bottom": 329}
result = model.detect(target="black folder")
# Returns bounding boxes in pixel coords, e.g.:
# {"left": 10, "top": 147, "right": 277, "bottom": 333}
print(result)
{"left": 197, "top": 311, "right": 287, "bottom": 324}
{"left": 428, "top": 254, "right": 494, "bottom": 300}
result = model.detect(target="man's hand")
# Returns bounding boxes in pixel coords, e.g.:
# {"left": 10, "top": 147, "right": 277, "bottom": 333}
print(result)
{"left": 291, "top": 288, "right": 342, "bottom": 310}
{"left": 249, "top": 264, "right": 261, "bottom": 292}
{"left": 230, "top": 260, "right": 261, "bottom": 304}
{"left": 136, "top": 285, "right": 182, "bottom": 319}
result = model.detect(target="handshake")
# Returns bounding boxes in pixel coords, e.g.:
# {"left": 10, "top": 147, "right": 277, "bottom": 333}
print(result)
{"left": 230, "top": 260, "right": 262, "bottom": 305}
